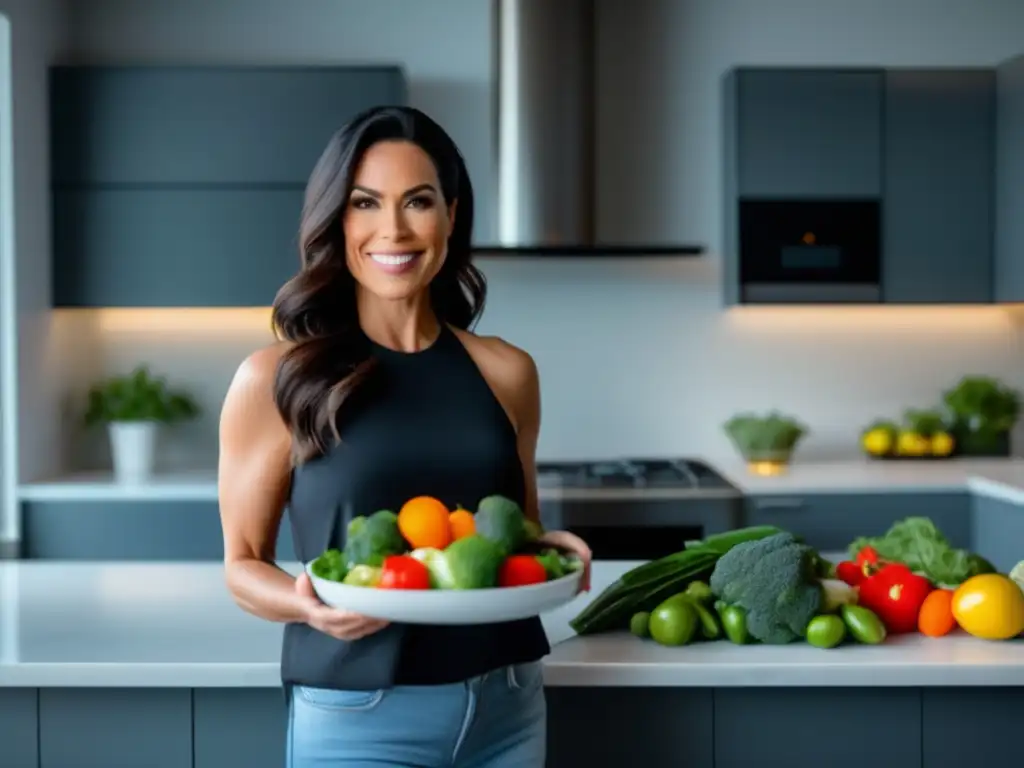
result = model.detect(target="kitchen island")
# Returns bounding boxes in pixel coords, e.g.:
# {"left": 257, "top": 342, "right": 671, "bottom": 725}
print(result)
{"left": 1, "top": 559, "right": 1021, "bottom": 768}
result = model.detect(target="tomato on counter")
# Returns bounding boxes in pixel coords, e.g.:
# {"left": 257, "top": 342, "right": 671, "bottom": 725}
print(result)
{"left": 378, "top": 555, "right": 432, "bottom": 590}
{"left": 857, "top": 562, "right": 933, "bottom": 634}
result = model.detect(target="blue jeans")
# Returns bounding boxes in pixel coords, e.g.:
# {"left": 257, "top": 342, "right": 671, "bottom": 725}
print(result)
{"left": 286, "top": 662, "right": 547, "bottom": 767}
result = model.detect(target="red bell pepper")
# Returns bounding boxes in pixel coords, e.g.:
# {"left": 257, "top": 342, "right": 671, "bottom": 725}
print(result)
{"left": 836, "top": 560, "right": 865, "bottom": 586}
{"left": 855, "top": 545, "right": 883, "bottom": 577}
{"left": 856, "top": 563, "right": 933, "bottom": 634}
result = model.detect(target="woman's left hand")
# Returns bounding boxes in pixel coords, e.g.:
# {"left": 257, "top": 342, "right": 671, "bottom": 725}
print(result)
{"left": 538, "top": 529, "right": 592, "bottom": 593}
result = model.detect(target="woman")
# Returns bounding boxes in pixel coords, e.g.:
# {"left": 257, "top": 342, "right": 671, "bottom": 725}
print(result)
{"left": 218, "top": 105, "right": 592, "bottom": 767}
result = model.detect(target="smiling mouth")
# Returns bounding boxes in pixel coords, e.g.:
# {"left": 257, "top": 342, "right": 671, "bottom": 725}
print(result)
{"left": 369, "top": 252, "right": 423, "bottom": 266}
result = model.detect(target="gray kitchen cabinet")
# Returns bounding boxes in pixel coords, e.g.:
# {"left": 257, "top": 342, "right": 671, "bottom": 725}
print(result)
{"left": 0, "top": 689, "right": 39, "bottom": 768}
{"left": 51, "top": 65, "right": 406, "bottom": 186}
{"left": 970, "top": 493, "right": 1024, "bottom": 572}
{"left": 38, "top": 689, "right": 192, "bottom": 768}
{"left": 714, "top": 688, "right": 921, "bottom": 768}
{"left": 743, "top": 491, "right": 971, "bottom": 552}
{"left": 193, "top": 689, "right": 287, "bottom": 768}
{"left": 546, "top": 688, "right": 713, "bottom": 768}
{"left": 731, "top": 68, "right": 884, "bottom": 198}
{"left": 52, "top": 187, "right": 304, "bottom": 307}
{"left": 995, "top": 54, "right": 1024, "bottom": 302}
{"left": 21, "top": 501, "right": 296, "bottom": 561}
{"left": 882, "top": 69, "right": 996, "bottom": 303}
{"left": 49, "top": 64, "right": 407, "bottom": 307}
{"left": 922, "top": 688, "right": 1024, "bottom": 767}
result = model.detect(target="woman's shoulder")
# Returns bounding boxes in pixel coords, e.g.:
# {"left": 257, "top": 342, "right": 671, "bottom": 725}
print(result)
{"left": 221, "top": 341, "right": 293, "bottom": 425}
{"left": 230, "top": 340, "right": 293, "bottom": 391}
{"left": 450, "top": 327, "right": 539, "bottom": 387}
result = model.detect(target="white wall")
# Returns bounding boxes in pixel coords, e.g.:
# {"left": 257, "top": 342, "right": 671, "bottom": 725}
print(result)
{"left": 36, "top": 0, "right": 1024, "bottom": 476}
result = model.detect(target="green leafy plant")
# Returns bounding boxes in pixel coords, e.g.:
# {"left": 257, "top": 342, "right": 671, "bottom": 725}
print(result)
{"left": 724, "top": 411, "right": 807, "bottom": 461}
{"left": 84, "top": 366, "right": 199, "bottom": 427}
{"left": 942, "top": 375, "right": 1020, "bottom": 433}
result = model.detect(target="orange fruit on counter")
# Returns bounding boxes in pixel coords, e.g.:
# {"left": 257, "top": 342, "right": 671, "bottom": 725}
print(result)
{"left": 398, "top": 496, "right": 452, "bottom": 549}
{"left": 917, "top": 588, "right": 956, "bottom": 638}
{"left": 449, "top": 506, "right": 476, "bottom": 541}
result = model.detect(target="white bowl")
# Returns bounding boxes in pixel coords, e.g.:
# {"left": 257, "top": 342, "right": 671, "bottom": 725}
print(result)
{"left": 306, "top": 562, "right": 584, "bottom": 625}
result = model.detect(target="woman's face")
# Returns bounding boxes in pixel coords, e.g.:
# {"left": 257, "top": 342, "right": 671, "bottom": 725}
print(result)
{"left": 343, "top": 139, "right": 456, "bottom": 302}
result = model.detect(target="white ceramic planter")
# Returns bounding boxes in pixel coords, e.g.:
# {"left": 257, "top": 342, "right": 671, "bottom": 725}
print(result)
{"left": 108, "top": 421, "right": 158, "bottom": 484}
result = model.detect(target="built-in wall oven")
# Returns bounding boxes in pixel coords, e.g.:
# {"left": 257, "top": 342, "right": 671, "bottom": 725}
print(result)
{"left": 737, "top": 198, "right": 881, "bottom": 303}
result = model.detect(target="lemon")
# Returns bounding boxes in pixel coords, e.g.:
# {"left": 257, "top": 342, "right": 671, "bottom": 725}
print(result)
{"left": 952, "top": 574, "right": 1024, "bottom": 640}
{"left": 930, "top": 431, "right": 955, "bottom": 457}
{"left": 896, "top": 430, "right": 929, "bottom": 457}
{"left": 862, "top": 428, "right": 893, "bottom": 457}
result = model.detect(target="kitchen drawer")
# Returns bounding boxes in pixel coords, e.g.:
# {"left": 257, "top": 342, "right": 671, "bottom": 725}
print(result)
{"left": 743, "top": 492, "right": 971, "bottom": 553}
{"left": 52, "top": 187, "right": 304, "bottom": 307}
{"left": 51, "top": 65, "right": 407, "bottom": 186}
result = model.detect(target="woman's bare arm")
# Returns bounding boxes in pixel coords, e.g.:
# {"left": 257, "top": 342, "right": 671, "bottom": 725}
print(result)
{"left": 219, "top": 344, "right": 309, "bottom": 624}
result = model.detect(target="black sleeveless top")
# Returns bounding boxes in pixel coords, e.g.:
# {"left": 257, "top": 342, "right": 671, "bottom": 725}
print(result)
{"left": 280, "top": 325, "right": 551, "bottom": 690}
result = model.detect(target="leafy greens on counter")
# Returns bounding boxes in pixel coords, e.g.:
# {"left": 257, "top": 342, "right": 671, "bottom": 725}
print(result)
{"left": 847, "top": 517, "right": 995, "bottom": 586}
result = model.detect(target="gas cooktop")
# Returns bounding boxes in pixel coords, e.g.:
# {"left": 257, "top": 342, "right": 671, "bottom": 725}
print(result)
{"left": 535, "top": 458, "right": 736, "bottom": 490}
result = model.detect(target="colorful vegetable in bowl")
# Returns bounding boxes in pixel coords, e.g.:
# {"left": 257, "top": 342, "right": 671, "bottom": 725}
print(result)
{"left": 308, "top": 494, "right": 582, "bottom": 592}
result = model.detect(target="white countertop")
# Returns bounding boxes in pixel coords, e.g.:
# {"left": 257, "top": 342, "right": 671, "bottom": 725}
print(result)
{"left": 17, "top": 458, "right": 1024, "bottom": 504}
{"left": 3, "top": 559, "right": 1023, "bottom": 688}
{"left": 717, "top": 457, "right": 1024, "bottom": 505}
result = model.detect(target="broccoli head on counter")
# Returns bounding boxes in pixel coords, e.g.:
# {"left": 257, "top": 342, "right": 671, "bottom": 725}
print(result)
{"left": 709, "top": 532, "right": 856, "bottom": 644}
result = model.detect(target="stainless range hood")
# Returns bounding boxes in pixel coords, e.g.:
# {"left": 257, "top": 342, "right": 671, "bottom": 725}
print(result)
{"left": 478, "top": 0, "right": 705, "bottom": 256}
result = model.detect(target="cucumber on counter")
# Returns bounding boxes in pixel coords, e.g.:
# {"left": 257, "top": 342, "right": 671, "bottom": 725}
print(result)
{"left": 569, "top": 526, "right": 786, "bottom": 636}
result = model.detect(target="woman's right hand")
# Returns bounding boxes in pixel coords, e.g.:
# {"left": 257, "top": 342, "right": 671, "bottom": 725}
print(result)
{"left": 294, "top": 571, "right": 391, "bottom": 641}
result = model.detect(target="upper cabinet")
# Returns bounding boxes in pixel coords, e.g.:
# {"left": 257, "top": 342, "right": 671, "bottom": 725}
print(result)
{"left": 734, "top": 69, "right": 883, "bottom": 199}
{"left": 50, "top": 65, "right": 407, "bottom": 307}
{"left": 881, "top": 68, "right": 995, "bottom": 304}
{"left": 995, "top": 55, "right": 1024, "bottom": 302}
{"left": 723, "top": 65, "right": 1009, "bottom": 306}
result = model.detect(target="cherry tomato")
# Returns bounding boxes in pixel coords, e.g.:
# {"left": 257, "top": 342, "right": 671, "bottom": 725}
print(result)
{"left": 378, "top": 555, "right": 431, "bottom": 590}
{"left": 498, "top": 555, "right": 548, "bottom": 587}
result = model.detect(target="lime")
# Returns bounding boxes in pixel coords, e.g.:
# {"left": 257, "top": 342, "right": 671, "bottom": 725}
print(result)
{"left": 648, "top": 596, "right": 699, "bottom": 646}
{"left": 630, "top": 611, "right": 651, "bottom": 638}
{"left": 805, "top": 614, "right": 847, "bottom": 649}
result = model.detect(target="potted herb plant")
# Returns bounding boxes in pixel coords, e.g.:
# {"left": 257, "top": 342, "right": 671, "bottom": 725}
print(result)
{"left": 724, "top": 410, "right": 808, "bottom": 476}
{"left": 84, "top": 366, "right": 200, "bottom": 483}
{"left": 942, "top": 375, "right": 1020, "bottom": 457}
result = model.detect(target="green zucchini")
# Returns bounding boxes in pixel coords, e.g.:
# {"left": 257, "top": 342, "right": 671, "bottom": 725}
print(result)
{"left": 683, "top": 525, "right": 787, "bottom": 556}
{"left": 569, "top": 526, "right": 786, "bottom": 636}
{"left": 570, "top": 554, "right": 717, "bottom": 635}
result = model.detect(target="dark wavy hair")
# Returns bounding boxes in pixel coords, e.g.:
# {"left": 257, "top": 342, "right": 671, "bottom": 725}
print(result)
{"left": 271, "top": 105, "right": 486, "bottom": 463}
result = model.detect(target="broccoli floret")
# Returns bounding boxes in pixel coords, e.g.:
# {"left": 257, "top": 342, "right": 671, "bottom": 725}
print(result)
{"left": 709, "top": 532, "right": 856, "bottom": 645}
{"left": 475, "top": 495, "right": 529, "bottom": 554}
{"left": 343, "top": 509, "right": 406, "bottom": 568}
{"left": 309, "top": 548, "right": 347, "bottom": 582}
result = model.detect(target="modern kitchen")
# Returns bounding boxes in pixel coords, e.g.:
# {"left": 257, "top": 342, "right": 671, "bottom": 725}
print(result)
{"left": 3, "top": 0, "right": 1024, "bottom": 766}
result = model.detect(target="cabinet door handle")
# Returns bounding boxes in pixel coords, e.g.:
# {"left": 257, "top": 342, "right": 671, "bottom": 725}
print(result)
{"left": 753, "top": 498, "right": 806, "bottom": 510}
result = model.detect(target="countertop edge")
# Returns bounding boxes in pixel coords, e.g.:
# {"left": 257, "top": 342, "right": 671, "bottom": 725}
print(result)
{"left": 5, "top": 659, "right": 1024, "bottom": 689}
